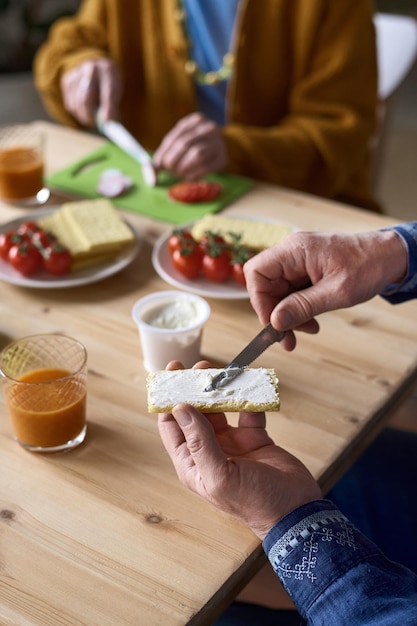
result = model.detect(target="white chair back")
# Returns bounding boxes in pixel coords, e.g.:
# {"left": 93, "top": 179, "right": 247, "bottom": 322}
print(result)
{"left": 372, "top": 13, "right": 417, "bottom": 190}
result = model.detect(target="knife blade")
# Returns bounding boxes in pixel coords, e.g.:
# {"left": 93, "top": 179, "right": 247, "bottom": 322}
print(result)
{"left": 97, "top": 117, "right": 157, "bottom": 187}
{"left": 203, "top": 323, "right": 286, "bottom": 392}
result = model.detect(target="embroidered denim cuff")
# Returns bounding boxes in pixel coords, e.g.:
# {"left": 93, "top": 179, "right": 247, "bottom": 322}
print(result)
{"left": 263, "top": 499, "right": 381, "bottom": 615}
{"left": 380, "top": 223, "right": 417, "bottom": 303}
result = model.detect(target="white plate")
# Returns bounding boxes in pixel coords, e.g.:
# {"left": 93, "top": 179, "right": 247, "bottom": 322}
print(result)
{"left": 0, "top": 208, "right": 141, "bottom": 289}
{"left": 152, "top": 218, "right": 295, "bottom": 300}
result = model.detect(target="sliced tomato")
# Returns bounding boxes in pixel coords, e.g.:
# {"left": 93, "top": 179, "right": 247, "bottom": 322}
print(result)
{"left": 202, "top": 252, "right": 231, "bottom": 283}
{"left": 8, "top": 241, "right": 43, "bottom": 276}
{"left": 171, "top": 245, "right": 203, "bottom": 279}
{"left": 168, "top": 181, "right": 223, "bottom": 204}
{"left": 42, "top": 243, "right": 73, "bottom": 276}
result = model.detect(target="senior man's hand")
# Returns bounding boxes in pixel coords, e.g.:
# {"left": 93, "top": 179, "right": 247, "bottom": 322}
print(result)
{"left": 158, "top": 360, "right": 321, "bottom": 540}
{"left": 244, "top": 229, "right": 408, "bottom": 350}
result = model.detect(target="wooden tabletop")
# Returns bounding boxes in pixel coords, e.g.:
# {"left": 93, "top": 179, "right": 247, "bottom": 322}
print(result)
{"left": 1, "top": 122, "right": 417, "bottom": 625}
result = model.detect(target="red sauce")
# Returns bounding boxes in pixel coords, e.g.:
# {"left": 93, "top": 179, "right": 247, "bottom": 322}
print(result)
{"left": 5, "top": 367, "right": 86, "bottom": 448}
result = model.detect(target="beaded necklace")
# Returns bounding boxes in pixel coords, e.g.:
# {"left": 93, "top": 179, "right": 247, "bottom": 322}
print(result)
{"left": 174, "top": 0, "right": 236, "bottom": 85}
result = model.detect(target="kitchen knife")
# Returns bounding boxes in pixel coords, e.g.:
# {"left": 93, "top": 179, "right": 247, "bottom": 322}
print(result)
{"left": 97, "top": 117, "right": 157, "bottom": 187}
{"left": 203, "top": 323, "right": 286, "bottom": 392}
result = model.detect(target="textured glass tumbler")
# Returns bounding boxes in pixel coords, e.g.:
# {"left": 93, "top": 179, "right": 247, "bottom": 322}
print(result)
{"left": 0, "top": 124, "right": 50, "bottom": 205}
{"left": 0, "top": 334, "right": 87, "bottom": 453}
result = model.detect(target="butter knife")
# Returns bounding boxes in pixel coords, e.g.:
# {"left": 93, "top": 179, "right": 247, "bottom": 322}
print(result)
{"left": 203, "top": 323, "right": 286, "bottom": 392}
{"left": 97, "top": 117, "right": 157, "bottom": 187}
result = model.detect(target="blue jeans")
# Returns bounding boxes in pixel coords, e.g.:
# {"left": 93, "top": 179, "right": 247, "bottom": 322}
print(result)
{"left": 328, "top": 426, "right": 417, "bottom": 574}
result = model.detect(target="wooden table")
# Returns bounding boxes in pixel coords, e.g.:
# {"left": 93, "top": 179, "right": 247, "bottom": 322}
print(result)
{"left": 1, "top": 122, "right": 416, "bottom": 626}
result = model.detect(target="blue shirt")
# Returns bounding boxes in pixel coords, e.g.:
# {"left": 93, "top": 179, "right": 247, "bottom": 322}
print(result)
{"left": 381, "top": 221, "right": 417, "bottom": 303}
{"left": 183, "top": 0, "right": 239, "bottom": 125}
{"left": 262, "top": 222, "right": 417, "bottom": 624}
{"left": 264, "top": 500, "right": 417, "bottom": 624}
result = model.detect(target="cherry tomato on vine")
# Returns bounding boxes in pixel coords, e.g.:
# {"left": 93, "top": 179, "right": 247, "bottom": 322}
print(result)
{"left": 202, "top": 252, "right": 231, "bottom": 283}
{"left": 8, "top": 241, "right": 43, "bottom": 276}
{"left": 42, "top": 243, "right": 73, "bottom": 276}
{"left": 171, "top": 245, "right": 203, "bottom": 279}
{"left": 0, "top": 230, "right": 24, "bottom": 261}
{"left": 198, "top": 231, "right": 227, "bottom": 255}
{"left": 232, "top": 262, "right": 247, "bottom": 287}
{"left": 229, "top": 239, "right": 255, "bottom": 287}
{"left": 167, "top": 229, "right": 195, "bottom": 255}
{"left": 17, "top": 221, "right": 41, "bottom": 239}
{"left": 32, "top": 228, "right": 57, "bottom": 251}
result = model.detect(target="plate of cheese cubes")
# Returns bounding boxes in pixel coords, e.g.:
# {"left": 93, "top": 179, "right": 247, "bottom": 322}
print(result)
{"left": 0, "top": 199, "right": 140, "bottom": 288}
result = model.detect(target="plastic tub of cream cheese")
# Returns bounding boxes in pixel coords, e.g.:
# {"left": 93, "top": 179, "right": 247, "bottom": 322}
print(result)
{"left": 131, "top": 290, "right": 211, "bottom": 371}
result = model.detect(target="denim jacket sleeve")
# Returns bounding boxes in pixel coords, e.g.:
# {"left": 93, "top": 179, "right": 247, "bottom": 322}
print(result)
{"left": 380, "top": 221, "right": 417, "bottom": 304}
{"left": 263, "top": 500, "right": 417, "bottom": 625}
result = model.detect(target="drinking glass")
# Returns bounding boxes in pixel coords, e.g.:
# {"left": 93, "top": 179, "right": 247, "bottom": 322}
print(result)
{"left": 0, "top": 125, "right": 50, "bottom": 206}
{"left": 0, "top": 334, "right": 87, "bottom": 453}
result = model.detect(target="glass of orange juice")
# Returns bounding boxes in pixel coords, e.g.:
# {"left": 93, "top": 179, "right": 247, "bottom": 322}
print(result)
{"left": 0, "top": 125, "right": 50, "bottom": 206}
{"left": 0, "top": 334, "right": 87, "bottom": 453}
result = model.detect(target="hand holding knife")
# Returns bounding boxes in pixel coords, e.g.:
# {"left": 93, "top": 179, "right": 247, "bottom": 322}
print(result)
{"left": 204, "top": 323, "right": 286, "bottom": 392}
{"left": 96, "top": 115, "right": 157, "bottom": 187}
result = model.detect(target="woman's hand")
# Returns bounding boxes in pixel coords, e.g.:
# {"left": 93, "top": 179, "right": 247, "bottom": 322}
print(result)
{"left": 61, "top": 58, "right": 122, "bottom": 126}
{"left": 153, "top": 113, "right": 228, "bottom": 180}
{"left": 158, "top": 361, "right": 321, "bottom": 540}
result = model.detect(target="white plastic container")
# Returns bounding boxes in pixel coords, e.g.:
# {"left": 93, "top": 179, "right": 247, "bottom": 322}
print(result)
{"left": 131, "top": 291, "right": 211, "bottom": 372}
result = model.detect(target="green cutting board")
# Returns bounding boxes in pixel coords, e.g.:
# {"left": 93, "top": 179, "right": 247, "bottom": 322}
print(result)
{"left": 47, "top": 142, "right": 253, "bottom": 225}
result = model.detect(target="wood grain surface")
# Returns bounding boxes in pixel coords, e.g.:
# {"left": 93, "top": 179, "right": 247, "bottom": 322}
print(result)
{"left": 0, "top": 122, "right": 416, "bottom": 625}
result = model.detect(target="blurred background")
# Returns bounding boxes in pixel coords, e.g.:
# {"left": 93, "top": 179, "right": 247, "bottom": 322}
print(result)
{"left": 0, "top": 0, "right": 415, "bottom": 221}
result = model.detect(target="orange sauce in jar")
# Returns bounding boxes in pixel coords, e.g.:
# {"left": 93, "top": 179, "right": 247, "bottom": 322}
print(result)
{"left": 5, "top": 368, "right": 86, "bottom": 448}
{"left": 0, "top": 146, "right": 44, "bottom": 200}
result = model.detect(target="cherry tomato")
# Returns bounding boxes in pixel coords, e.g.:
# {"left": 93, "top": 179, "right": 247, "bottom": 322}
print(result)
{"left": 167, "top": 229, "right": 195, "bottom": 255}
{"left": 8, "top": 241, "right": 43, "bottom": 276}
{"left": 202, "top": 252, "right": 231, "bottom": 283}
{"left": 229, "top": 241, "right": 255, "bottom": 287}
{"left": 171, "top": 245, "right": 203, "bottom": 279}
{"left": 32, "top": 228, "right": 57, "bottom": 251}
{"left": 0, "top": 230, "right": 25, "bottom": 261}
{"left": 198, "top": 231, "right": 227, "bottom": 255}
{"left": 42, "top": 243, "right": 73, "bottom": 276}
{"left": 232, "top": 262, "right": 247, "bottom": 287}
{"left": 168, "top": 181, "right": 223, "bottom": 204}
{"left": 17, "top": 221, "right": 41, "bottom": 238}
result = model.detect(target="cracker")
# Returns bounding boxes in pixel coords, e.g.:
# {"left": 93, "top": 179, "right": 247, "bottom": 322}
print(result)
{"left": 61, "top": 199, "right": 134, "bottom": 253}
{"left": 38, "top": 199, "right": 134, "bottom": 260}
{"left": 190, "top": 215, "right": 292, "bottom": 251}
{"left": 147, "top": 367, "right": 280, "bottom": 413}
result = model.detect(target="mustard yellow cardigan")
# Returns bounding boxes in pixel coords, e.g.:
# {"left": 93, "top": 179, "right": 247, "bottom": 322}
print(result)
{"left": 34, "top": 0, "right": 380, "bottom": 211}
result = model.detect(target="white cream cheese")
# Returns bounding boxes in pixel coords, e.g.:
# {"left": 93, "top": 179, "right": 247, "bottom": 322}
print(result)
{"left": 147, "top": 367, "right": 280, "bottom": 412}
{"left": 144, "top": 298, "right": 203, "bottom": 329}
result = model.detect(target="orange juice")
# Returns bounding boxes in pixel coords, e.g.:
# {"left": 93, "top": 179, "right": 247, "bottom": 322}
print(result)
{"left": 5, "top": 367, "right": 86, "bottom": 448}
{"left": 0, "top": 146, "right": 44, "bottom": 200}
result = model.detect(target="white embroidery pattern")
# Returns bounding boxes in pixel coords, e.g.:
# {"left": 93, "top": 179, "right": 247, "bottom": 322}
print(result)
{"left": 268, "top": 510, "right": 357, "bottom": 583}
